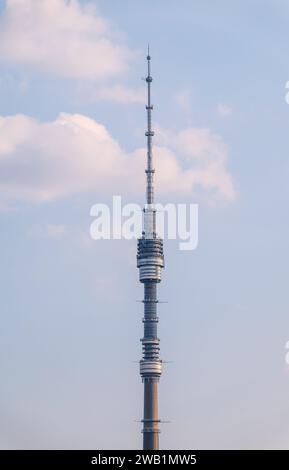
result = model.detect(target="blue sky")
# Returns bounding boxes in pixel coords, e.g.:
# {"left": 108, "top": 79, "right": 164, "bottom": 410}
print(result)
{"left": 0, "top": 0, "right": 289, "bottom": 449}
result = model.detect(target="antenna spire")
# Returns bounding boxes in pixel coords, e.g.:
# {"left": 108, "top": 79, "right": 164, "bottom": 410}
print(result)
{"left": 145, "top": 48, "right": 154, "bottom": 205}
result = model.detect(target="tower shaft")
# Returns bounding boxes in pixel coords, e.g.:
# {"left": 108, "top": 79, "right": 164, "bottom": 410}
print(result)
{"left": 137, "top": 50, "right": 164, "bottom": 451}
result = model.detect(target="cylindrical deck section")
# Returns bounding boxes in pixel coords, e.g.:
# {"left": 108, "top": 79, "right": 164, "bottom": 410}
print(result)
{"left": 140, "top": 360, "right": 162, "bottom": 377}
{"left": 139, "top": 265, "right": 162, "bottom": 282}
{"left": 137, "top": 239, "right": 164, "bottom": 282}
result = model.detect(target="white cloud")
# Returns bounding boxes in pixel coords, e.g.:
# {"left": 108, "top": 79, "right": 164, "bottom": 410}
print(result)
{"left": 0, "top": 0, "right": 133, "bottom": 81}
{"left": 155, "top": 126, "right": 236, "bottom": 203}
{"left": 0, "top": 112, "right": 236, "bottom": 206}
{"left": 217, "top": 103, "right": 232, "bottom": 117}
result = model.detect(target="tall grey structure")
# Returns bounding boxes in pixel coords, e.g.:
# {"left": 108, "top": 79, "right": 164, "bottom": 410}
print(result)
{"left": 137, "top": 50, "right": 165, "bottom": 450}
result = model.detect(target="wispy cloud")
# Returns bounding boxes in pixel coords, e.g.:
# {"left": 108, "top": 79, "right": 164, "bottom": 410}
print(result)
{"left": 92, "top": 85, "right": 145, "bottom": 104}
{"left": 0, "top": 112, "right": 236, "bottom": 207}
{"left": 0, "top": 73, "right": 29, "bottom": 92}
{"left": 75, "top": 83, "right": 146, "bottom": 104}
{"left": 217, "top": 103, "right": 232, "bottom": 118}
{"left": 28, "top": 223, "right": 66, "bottom": 239}
{"left": 175, "top": 88, "right": 192, "bottom": 115}
{"left": 45, "top": 224, "right": 66, "bottom": 239}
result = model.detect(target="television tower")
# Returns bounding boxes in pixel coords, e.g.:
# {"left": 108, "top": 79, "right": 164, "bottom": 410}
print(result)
{"left": 137, "top": 48, "right": 165, "bottom": 450}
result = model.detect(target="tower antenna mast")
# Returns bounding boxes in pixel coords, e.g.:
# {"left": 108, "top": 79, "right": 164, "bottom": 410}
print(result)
{"left": 137, "top": 48, "right": 165, "bottom": 450}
